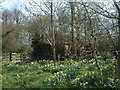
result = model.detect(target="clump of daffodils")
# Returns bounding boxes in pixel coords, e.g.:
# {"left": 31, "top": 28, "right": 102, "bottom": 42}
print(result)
{"left": 80, "top": 82, "right": 88, "bottom": 86}
{"left": 57, "top": 71, "right": 67, "bottom": 76}
{"left": 47, "top": 71, "right": 67, "bottom": 81}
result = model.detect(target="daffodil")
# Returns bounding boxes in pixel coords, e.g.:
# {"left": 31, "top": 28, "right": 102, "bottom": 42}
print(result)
{"left": 64, "top": 74, "right": 66, "bottom": 76}
{"left": 52, "top": 67, "right": 55, "bottom": 69}
{"left": 80, "top": 83, "right": 82, "bottom": 86}
{"left": 16, "top": 74, "right": 19, "bottom": 77}
{"left": 57, "top": 72, "right": 59, "bottom": 74}
{"left": 60, "top": 71, "right": 63, "bottom": 73}
{"left": 92, "top": 71, "right": 94, "bottom": 74}
{"left": 0, "top": 74, "right": 2, "bottom": 77}
{"left": 31, "top": 62, "right": 34, "bottom": 64}
{"left": 54, "top": 74, "right": 56, "bottom": 77}
{"left": 75, "top": 77, "right": 80, "bottom": 80}
{"left": 50, "top": 75, "right": 55, "bottom": 78}
{"left": 83, "top": 83, "right": 86, "bottom": 86}
{"left": 48, "top": 78, "right": 51, "bottom": 81}
{"left": 85, "top": 82, "right": 88, "bottom": 84}
{"left": 89, "top": 71, "right": 91, "bottom": 74}
{"left": 104, "top": 84, "right": 106, "bottom": 87}
{"left": 93, "top": 62, "right": 96, "bottom": 65}
{"left": 84, "top": 73, "right": 87, "bottom": 76}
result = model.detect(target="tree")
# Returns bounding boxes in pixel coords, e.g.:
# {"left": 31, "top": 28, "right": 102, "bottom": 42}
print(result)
{"left": 2, "top": 9, "right": 22, "bottom": 61}
{"left": 50, "top": 2, "right": 56, "bottom": 62}
{"left": 70, "top": 2, "right": 75, "bottom": 56}
{"left": 77, "top": 0, "right": 120, "bottom": 79}
{"left": 23, "top": 1, "right": 66, "bottom": 62}
{"left": 113, "top": 0, "right": 120, "bottom": 79}
{"left": 80, "top": 0, "right": 120, "bottom": 79}
{"left": 2, "top": 29, "right": 18, "bottom": 61}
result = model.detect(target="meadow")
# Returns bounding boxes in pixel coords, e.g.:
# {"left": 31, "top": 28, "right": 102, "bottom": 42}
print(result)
{"left": 1, "top": 54, "right": 120, "bottom": 88}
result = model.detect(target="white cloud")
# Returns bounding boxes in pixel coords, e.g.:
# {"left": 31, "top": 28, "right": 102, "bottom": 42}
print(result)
{"left": 0, "top": 0, "right": 21, "bottom": 10}
{"left": 19, "top": 0, "right": 119, "bottom": 3}
{"left": 20, "top": 0, "right": 65, "bottom": 4}
{"left": 20, "top": 0, "right": 42, "bottom": 5}
{"left": 0, "top": 1, "right": 13, "bottom": 8}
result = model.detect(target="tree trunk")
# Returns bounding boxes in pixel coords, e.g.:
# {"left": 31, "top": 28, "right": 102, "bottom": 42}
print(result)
{"left": 114, "top": 1, "right": 120, "bottom": 79}
{"left": 9, "top": 52, "right": 12, "bottom": 61}
{"left": 52, "top": 46, "right": 56, "bottom": 60}
{"left": 20, "top": 53, "right": 23, "bottom": 61}
{"left": 93, "top": 37, "right": 100, "bottom": 70}
{"left": 51, "top": 2, "right": 56, "bottom": 63}
{"left": 75, "top": 10, "right": 81, "bottom": 59}
{"left": 70, "top": 2, "right": 75, "bottom": 56}
{"left": 116, "top": 14, "right": 120, "bottom": 79}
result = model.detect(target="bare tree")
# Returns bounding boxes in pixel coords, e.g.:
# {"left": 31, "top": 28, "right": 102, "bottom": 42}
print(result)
{"left": 81, "top": 0, "right": 120, "bottom": 79}
{"left": 113, "top": 0, "right": 120, "bottom": 79}
{"left": 23, "top": 1, "right": 66, "bottom": 62}
{"left": 50, "top": 2, "right": 56, "bottom": 64}
{"left": 70, "top": 2, "right": 75, "bottom": 56}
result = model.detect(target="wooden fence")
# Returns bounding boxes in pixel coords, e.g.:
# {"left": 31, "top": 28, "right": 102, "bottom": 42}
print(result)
{"left": 2, "top": 53, "right": 21, "bottom": 61}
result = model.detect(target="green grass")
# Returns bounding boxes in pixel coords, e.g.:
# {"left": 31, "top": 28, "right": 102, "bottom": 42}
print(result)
{"left": 2, "top": 61, "right": 52, "bottom": 88}
{"left": 2, "top": 58, "right": 120, "bottom": 88}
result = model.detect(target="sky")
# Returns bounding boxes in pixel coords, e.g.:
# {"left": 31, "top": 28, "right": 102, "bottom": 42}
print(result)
{"left": 0, "top": 0, "right": 117, "bottom": 26}
{"left": 0, "top": 0, "right": 118, "bottom": 15}
{"left": 0, "top": 0, "right": 116, "bottom": 10}
{"left": 0, "top": 0, "right": 21, "bottom": 10}
{"left": 0, "top": 0, "right": 50, "bottom": 10}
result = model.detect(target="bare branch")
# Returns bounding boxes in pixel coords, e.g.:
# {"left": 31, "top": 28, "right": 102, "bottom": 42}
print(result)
{"left": 78, "top": 2, "right": 119, "bottom": 19}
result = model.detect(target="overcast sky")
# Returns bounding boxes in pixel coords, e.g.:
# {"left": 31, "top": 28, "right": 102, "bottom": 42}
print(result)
{"left": 1, "top": 0, "right": 116, "bottom": 10}
{"left": 0, "top": 0, "right": 20, "bottom": 9}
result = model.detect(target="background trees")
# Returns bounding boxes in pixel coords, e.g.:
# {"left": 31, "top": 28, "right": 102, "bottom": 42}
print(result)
{"left": 2, "top": 9, "right": 19, "bottom": 61}
{"left": 2, "top": 0, "right": 120, "bottom": 79}
{"left": 2, "top": 8, "right": 30, "bottom": 61}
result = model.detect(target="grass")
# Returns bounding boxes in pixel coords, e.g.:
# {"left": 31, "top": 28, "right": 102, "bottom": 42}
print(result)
{"left": 2, "top": 57, "right": 119, "bottom": 88}
{"left": 2, "top": 61, "right": 52, "bottom": 88}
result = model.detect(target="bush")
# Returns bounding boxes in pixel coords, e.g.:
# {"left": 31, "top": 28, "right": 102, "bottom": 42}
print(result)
{"left": 31, "top": 41, "right": 53, "bottom": 60}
